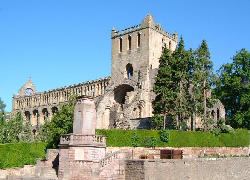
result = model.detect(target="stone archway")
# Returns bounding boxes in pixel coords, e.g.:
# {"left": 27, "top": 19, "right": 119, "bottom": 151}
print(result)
{"left": 24, "top": 111, "right": 31, "bottom": 124}
{"left": 114, "top": 84, "right": 134, "bottom": 105}
{"left": 42, "top": 108, "right": 49, "bottom": 124}
{"left": 51, "top": 106, "right": 58, "bottom": 116}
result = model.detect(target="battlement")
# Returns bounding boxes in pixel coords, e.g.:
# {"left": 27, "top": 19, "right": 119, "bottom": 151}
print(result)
{"left": 111, "top": 14, "right": 177, "bottom": 42}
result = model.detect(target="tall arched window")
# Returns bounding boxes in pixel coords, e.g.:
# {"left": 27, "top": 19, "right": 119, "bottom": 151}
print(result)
{"left": 126, "top": 63, "right": 133, "bottom": 79}
{"left": 217, "top": 108, "right": 220, "bottom": 120}
{"left": 119, "top": 38, "right": 122, "bottom": 52}
{"left": 137, "top": 33, "right": 141, "bottom": 47}
{"left": 128, "top": 35, "right": 131, "bottom": 50}
{"left": 169, "top": 41, "right": 172, "bottom": 50}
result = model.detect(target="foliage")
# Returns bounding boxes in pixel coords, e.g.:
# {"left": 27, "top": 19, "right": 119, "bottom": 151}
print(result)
{"left": 152, "top": 38, "right": 216, "bottom": 130}
{"left": 159, "top": 129, "right": 169, "bottom": 142}
{"left": 192, "top": 40, "right": 215, "bottom": 129}
{"left": 96, "top": 129, "right": 248, "bottom": 147}
{"left": 152, "top": 46, "right": 178, "bottom": 129}
{"left": 0, "top": 111, "right": 32, "bottom": 144}
{"left": 36, "top": 95, "right": 77, "bottom": 148}
{"left": 131, "top": 131, "right": 138, "bottom": 147}
{"left": 213, "top": 48, "right": 250, "bottom": 129}
{"left": 0, "top": 142, "right": 46, "bottom": 169}
{"left": 0, "top": 97, "right": 6, "bottom": 113}
{"left": 142, "top": 137, "right": 156, "bottom": 148}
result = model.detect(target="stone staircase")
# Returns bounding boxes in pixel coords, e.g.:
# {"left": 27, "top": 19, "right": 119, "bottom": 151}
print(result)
{"left": 97, "top": 151, "right": 132, "bottom": 180}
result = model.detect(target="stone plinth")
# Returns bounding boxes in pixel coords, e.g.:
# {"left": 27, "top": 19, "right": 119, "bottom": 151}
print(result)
{"left": 58, "top": 96, "right": 107, "bottom": 179}
{"left": 73, "top": 96, "right": 96, "bottom": 135}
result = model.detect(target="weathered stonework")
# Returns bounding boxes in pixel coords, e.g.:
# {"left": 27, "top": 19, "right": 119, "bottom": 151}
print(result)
{"left": 12, "top": 14, "right": 225, "bottom": 131}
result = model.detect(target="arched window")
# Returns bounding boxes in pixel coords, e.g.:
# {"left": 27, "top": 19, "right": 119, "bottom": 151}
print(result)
{"left": 217, "top": 108, "right": 220, "bottom": 120}
{"left": 169, "top": 41, "right": 172, "bottom": 50}
{"left": 128, "top": 35, "right": 131, "bottom": 50}
{"left": 137, "top": 33, "right": 141, "bottom": 47}
{"left": 119, "top": 38, "right": 122, "bottom": 52}
{"left": 211, "top": 110, "right": 215, "bottom": 119}
{"left": 126, "top": 64, "right": 133, "bottom": 79}
{"left": 52, "top": 106, "right": 58, "bottom": 115}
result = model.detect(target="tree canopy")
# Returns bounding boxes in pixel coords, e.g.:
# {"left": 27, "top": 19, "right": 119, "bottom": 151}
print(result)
{"left": 152, "top": 38, "right": 215, "bottom": 130}
{"left": 37, "top": 95, "right": 77, "bottom": 148}
{"left": 213, "top": 48, "right": 250, "bottom": 129}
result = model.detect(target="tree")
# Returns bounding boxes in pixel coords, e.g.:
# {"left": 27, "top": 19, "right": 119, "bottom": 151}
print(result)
{"left": 37, "top": 95, "right": 77, "bottom": 148}
{"left": 213, "top": 49, "right": 250, "bottom": 129}
{"left": 0, "top": 97, "right": 6, "bottom": 113}
{"left": 152, "top": 37, "right": 191, "bottom": 129}
{"left": 152, "top": 47, "right": 178, "bottom": 129}
{"left": 192, "top": 40, "right": 214, "bottom": 130}
{"left": 152, "top": 38, "right": 215, "bottom": 131}
{"left": 172, "top": 37, "right": 192, "bottom": 128}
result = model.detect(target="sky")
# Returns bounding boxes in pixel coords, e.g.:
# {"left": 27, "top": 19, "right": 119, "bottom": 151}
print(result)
{"left": 0, "top": 0, "right": 249, "bottom": 112}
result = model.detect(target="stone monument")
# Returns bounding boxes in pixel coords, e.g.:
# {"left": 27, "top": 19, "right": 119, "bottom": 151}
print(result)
{"left": 58, "top": 96, "right": 106, "bottom": 179}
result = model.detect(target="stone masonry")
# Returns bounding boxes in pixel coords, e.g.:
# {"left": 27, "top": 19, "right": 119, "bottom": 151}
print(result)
{"left": 12, "top": 14, "right": 225, "bottom": 131}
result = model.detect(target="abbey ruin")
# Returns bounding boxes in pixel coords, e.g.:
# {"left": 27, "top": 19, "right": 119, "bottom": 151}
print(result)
{"left": 12, "top": 14, "right": 225, "bottom": 132}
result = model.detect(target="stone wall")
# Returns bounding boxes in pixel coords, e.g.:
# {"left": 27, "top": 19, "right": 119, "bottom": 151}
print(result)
{"left": 124, "top": 157, "right": 250, "bottom": 180}
{"left": 106, "top": 146, "right": 249, "bottom": 159}
{"left": 0, "top": 165, "right": 35, "bottom": 180}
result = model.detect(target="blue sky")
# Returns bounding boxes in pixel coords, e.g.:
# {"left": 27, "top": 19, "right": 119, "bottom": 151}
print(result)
{"left": 0, "top": 0, "right": 249, "bottom": 112}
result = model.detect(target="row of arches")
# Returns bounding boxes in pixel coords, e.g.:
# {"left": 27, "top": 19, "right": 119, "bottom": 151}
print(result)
{"left": 24, "top": 106, "right": 58, "bottom": 127}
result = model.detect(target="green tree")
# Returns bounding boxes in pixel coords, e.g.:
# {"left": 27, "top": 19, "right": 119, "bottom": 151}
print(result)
{"left": 213, "top": 49, "right": 250, "bottom": 129}
{"left": 37, "top": 95, "right": 77, "bottom": 148}
{"left": 192, "top": 40, "right": 214, "bottom": 130}
{"left": 152, "top": 47, "right": 178, "bottom": 129}
{"left": 0, "top": 97, "right": 6, "bottom": 113}
{"left": 172, "top": 37, "right": 192, "bottom": 128}
{"left": 0, "top": 111, "right": 32, "bottom": 143}
{"left": 152, "top": 37, "right": 192, "bottom": 130}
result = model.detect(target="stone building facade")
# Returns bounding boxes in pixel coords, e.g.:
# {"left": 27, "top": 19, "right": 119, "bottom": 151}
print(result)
{"left": 12, "top": 14, "right": 225, "bottom": 131}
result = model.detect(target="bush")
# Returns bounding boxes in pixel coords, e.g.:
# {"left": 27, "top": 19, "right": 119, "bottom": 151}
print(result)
{"left": 159, "top": 129, "right": 170, "bottom": 142}
{"left": 142, "top": 137, "right": 157, "bottom": 148}
{"left": 0, "top": 142, "right": 47, "bottom": 169}
{"left": 96, "top": 129, "right": 249, "bottom": 147}
{"left": 131, "top": 131, "right": 138, "bottom": 147}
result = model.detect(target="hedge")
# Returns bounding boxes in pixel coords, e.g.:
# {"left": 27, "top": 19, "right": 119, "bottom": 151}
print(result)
{"left": 96, "top": 129, "right": 249, "bottom": 147}
{"left": 0, "top": 142, "right": 46, "bottom": 169}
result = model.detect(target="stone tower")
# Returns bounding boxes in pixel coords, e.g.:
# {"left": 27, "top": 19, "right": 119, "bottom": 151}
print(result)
{"left": 95, "top": 14, "right": 178, "bottom": 129}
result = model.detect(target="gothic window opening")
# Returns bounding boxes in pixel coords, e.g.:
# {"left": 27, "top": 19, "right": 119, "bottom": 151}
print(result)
{"left": 126, "top": 63, "right": 133, "bottom": 79}
{"left": 211, "top": 110, "right": 215, "bottom": 119}
{"left": 217, "top": 108, "right": 220, "bottom": 120}
{"left": 128, "top": 35, "right": 131, "bottom": 50}
{"left": 137, "top": 33, "right": 141, "bottom": 47}
{"left": 33, "top": 109, "right": 39, "bottom": 126}
{"left": 52, "top": 106, "right": 58, "bottom": 115}
{"left": 169, "top": 41, "right": 172, "bottom": 50}
{"left": 25, "top": 111, "right": 31, "bottom": 123}
{"left": 120, "top": 38, "right": 122, "bottom": 52}
{"left": 42, "top": 108, "right": 49, "bottom": 121}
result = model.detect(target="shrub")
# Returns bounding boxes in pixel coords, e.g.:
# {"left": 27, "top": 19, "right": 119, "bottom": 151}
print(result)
{"left": 131, "top": 131, "right": 138, "bottom": 147}
{"left": 96, "top": 129, "right": 248, "bottom": 147}
{"left": 0, "top": 142, "right": 46, "bottom": 169}
{"left": 142, "top": 137, "right": 156, "bottom": 148}
{"left": 159, "top": 129, "right": 170, "bottom": 142}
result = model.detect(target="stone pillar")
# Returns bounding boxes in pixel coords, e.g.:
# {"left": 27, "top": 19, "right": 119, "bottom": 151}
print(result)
{"left": 73, "top": 97, "right": 96, "bottom": 135}
{"left": 58, "top": 96, "right": 107, "bottom": 179}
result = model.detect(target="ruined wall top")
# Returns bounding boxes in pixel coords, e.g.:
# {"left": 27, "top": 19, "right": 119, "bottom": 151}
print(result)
{"left": 111, "top": 14, "right": 178, "bottom": 42}
{"left": 141, "top": 14, "right": 155, "bottom": 28}
{"left": 17, "top": 78, "right": 37, "bottom": 96}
